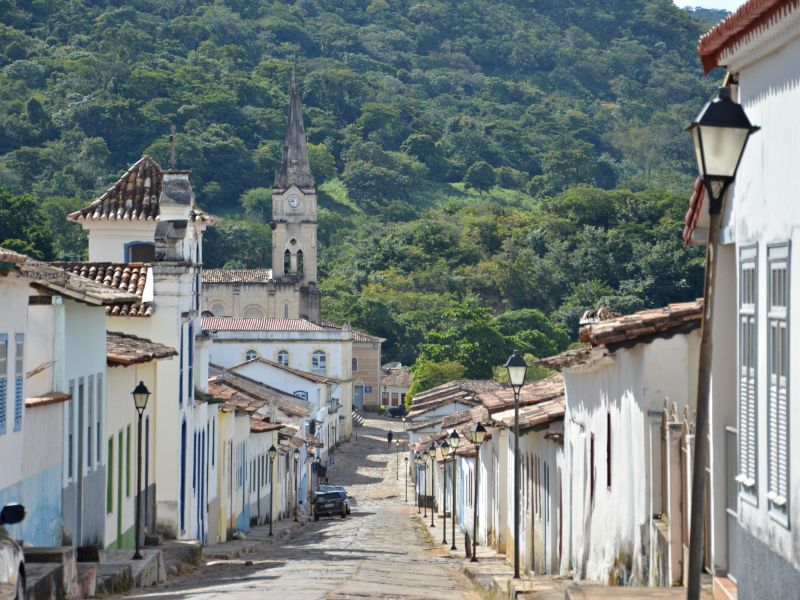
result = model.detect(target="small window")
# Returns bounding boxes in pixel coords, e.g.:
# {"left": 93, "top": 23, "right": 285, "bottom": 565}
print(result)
{"left": 278, "top": 350, "right": 289, "bottom": 367}
{"left": 284, "top": 303, "right": 289, "bottom": 318}
{"left": 245, "top": 350, "right": 258, "bottom": 361}
{"left": 126, "top": 242, "right": 155, "bottom": 263}
{"left": 311, "top": 350, "right": 326, "bottom": 374}
{"left": 381, "top": 391, "right": 389, "bottom": 406}
{"left": 294, "top": 390, "right": 308, "bottom": 401}
{"left": 284, "top": 249, "right": 291, "bottom": 275}
{"left": 297, "top": 249, "right": 304, "bottom": 279}
{"left": 352, "top": 357, "right": 358, "bottom": 372}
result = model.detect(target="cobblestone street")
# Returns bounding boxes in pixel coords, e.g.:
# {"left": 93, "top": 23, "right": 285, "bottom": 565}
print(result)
{"left": 125, "top": 416, "right": 482, "bottom": 600}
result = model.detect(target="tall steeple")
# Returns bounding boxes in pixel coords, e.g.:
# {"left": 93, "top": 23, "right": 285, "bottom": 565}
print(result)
{"left": 273, "top": 77, "right": 315, "bottom": 191}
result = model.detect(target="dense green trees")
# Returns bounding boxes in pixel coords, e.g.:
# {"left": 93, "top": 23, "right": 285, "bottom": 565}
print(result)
{"left": 0, "top": 0, "right": 721, "bottom": 393}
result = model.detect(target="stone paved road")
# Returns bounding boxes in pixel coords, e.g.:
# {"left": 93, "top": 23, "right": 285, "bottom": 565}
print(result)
{"left": 127, "top": 416, "right": 481, "bottom": 600}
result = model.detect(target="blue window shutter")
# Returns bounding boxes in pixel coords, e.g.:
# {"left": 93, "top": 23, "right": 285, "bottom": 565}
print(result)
{"left": 188, "top": 323, "right": 194, "bottom": 404}
{"left": 0, "top": 333, "right": 7, "bottom": 435}
{"left": 13, "top": 334, "right": 23, "bottom": 432}
{"left": 179, "top": 325, "right": 184, "bottom": 406}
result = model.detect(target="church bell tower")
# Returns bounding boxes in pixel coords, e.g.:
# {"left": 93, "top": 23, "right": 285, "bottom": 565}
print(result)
{"left": 271, "top": 78, "right": 320, "bottom": 321}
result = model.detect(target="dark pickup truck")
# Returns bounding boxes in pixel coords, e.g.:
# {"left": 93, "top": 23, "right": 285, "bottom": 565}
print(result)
{"left": 313, "top": 491, "right": 347, "bottom": 520}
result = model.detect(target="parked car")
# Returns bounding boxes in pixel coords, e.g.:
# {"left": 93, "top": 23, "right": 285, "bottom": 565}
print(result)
{"left": 313, "top": 491, "right": 347, "bottom": 521}
{"left": 388, "top": 404, "right": 406, "bottom": 418}
{"left": 317, "top": 486, "right": 351, "bottom": 514}
{"left": 0, "top": 504, "right": 26, "bottom": 600}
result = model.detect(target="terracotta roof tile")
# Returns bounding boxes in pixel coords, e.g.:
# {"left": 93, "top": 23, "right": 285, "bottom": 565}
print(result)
{"left": 202, "top": 269, "right": 274, "bottom": 284}
{"left": 381, "top": 366, "right": 411, "bottom": 388}
{"left": 208, "top": 371, "right": 311, "bottom": 418}
{"left": 56, "top": 262, "right": 152, "bottom": 317}
{"left": 201, "top": 316, "right": 328, "bottom": 332}
{"left": 25, "top": 392, "right": 71, "bottom": 408}
{"left": 490, "top": 393, "right": 565, "bottom": 430}
{"left": 697, "top": 0, "right": 798, "bottom": 73}
{"left": 107, "top": 332, "right": 177, "bottom": 366}
{"left": 477, "top": 375, "right": 564, "bottom": 414}
{"left": 67, "top": 156, "right": 209, "bottom": 223}
{"left": 535, "top": 347, "right": 592, "bottom": 371}
{"left": 579, "top": 300, "right": 704, "bottom": 348}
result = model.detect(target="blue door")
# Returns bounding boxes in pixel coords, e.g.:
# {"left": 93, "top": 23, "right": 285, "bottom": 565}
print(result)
{"left": 354, "top": 385, "right": 364, "bottom": 410}
{"left": 180, "top": 420, "right": 186, "bottom": 532}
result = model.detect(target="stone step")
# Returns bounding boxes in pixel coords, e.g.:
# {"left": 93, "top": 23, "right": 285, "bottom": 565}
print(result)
{"left": 25, "top": 563, "right": 63, "bottom": 600}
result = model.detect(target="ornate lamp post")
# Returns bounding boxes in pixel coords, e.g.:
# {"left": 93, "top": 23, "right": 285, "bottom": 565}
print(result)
{"left": 468, "top": 422, "right": 486, "bottom": 562}
{"left": 427, "top": 443, "right": 436, "bottom": 528}
{"left": 313, "top": 456, "right": 321, "bottom": 492}
{"left": 421, "top": 454, "right": 428, "bottom": 518}
{"left": 404, "top": 456, "right": 409, "bottom": 502}
{"left": 293, "top": 447, "right": 300, "bottom": 522}
{"left": 505, "top": 350, "right": 527, "bottom": 579}
{"left": 132, "top": 382, "right": 150, "bottom": 560}
{"left": 686, "top": 88, "right": 759, "bottom": 600}
{"left": 440, "top": 438, "right": 450, "bottom": 545}
{"left": 268, "top": 445, "right": 278, "bottom": 536}
{"left": 415, "top": 454, "right": 423, "bottom": 514}
{"left": 449, "top": 429, "right": 460, "bottom": 551}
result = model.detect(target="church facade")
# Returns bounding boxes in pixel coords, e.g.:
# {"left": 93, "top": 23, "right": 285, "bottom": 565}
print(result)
{"left": 203, "top": 78, "right": 320, "bottom": 322}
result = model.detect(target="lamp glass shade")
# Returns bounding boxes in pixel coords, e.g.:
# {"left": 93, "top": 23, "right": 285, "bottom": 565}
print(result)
{"left": 268, "top": 445, "right": 278, "bottom": 460}
{"left": 132, "top": 381, "right": 150, "bottom": 411}
{"left": 469, "top": 422, "right": 487, "bottom": 446}
{"left": 427, "top": 444, "right": 436, "bottom": 458}
{"left": 293, "top": 448, "right": 300, "bottom": 459}
{"left": 449, "top": 429, "right": 460, "bottom": 450}
{"left": 689, "top": 87, "right": 759, "bottom": 181}
{"left": 440, "top": 438, "right": 450, "bottom": 457}
{"left": 504, "top": 351, "right": 528, "bottom": 387}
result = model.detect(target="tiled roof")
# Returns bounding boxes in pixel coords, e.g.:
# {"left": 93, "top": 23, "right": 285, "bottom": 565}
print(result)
{"left": 697, "top": 0, "right": 798, "bottom": 73}
{"left": 8, "top": 252, "right": 139, "bottom": 307}
{"left": 56, "top": 262, "right": 152, "bottom": 317}
{"left": 352, "top": 330, "right": 386, "bottom": 343}
{"left": 209, "top": 371, "right": 311, "bottom": 418}
{"left": 536, "top": 347, "right": 592, "bottom": 371}
{"left": 579, "top": 300, "right": 704, "bottom": 348}
{"left": 490, "top": 392, "right": 565, "bottom": 430}
{"left": 250, "top": 417, "right": 286, "bottom": 433}
{"left": 381, "top": 366, "right": 411, "bottom": 388}
{"left": 201, "top": 316, "right": 328, "bottom": 332}
{"left": 477, "top": 375, "right": 564, "bottom": 414}
{"left": 224, "top": 357, "right": 342, "bottom": 384}
{"left": 411, "top": 379, "right": 503, "bottom": 406}
{"left": 67, "top": 156, "right": 209, "bottom": 223}
{"left": 25, "top": 392, "right": 71, "bottom": 408}
{"left": 683, "top": 177, "right": 706, "bottom": 247}
{"left": 107, "top": 332, "right": 177, "bottom": 366}
{"left": 202, "top": 269, "right": 274, "bottom": 284}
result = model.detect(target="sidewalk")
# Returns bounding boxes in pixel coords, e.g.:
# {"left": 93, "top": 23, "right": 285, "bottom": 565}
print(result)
{"left": 201, "top": 515, "right": 309, "bottom": 561}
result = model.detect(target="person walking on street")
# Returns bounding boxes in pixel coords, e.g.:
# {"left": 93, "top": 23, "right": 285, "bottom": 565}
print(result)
{"left": 387, "top": 430, "right": 393, "bottom": 449}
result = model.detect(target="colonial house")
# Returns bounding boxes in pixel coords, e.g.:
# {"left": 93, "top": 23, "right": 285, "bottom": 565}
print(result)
{"left": 203, "top": 316, "right": 354, "bottom": 444}
{"left": 690, "top": 3, "right": 800, "bottom": 596}
{"left": 104, "top": 332, "right": 176, "bottom": 550}
{"left": 539, "top": 301, "right": 703, "bottom": 585}
{"left": 0, "top": 249, "right": 134, "bottom": 549}
{"left": 350, "top": 331, "right": 385, "bottom": 412}
{"left": 64, "top": 158, "right": 214, "bottom": 542}
{"left": 379, "top": 363, "right": 412, "bottom": 410}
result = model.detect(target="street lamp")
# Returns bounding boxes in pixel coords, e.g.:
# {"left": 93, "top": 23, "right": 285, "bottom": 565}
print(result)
{"left": 132, "top": 381, "right": 150, "bottom": 560}
{"left": 421, "top": 454, "right": 428, "bottom": 518}
{"left": 415, "top": 454, "right": 423, "bottom": 514}
{"left": 685, "top": 87, "right": 759, "bottom": 600}
{"left": 404, "top": 456, "right": 409, "bottom": 502}
{"left": 449, "top": 429, "right": 460, "bottom": 551}
{"left": 468, "top": 422, "right": 486, "bottom": 562}
{"left": 427, "top": 443, "right": 436, "bottom": 528}
{"left": 313, "top": 456, "right": 321, "bottom": 492}
{"left": 268, "top": 445, "right": 278, "bottom": 536}
{"left": 293, "top": 447, "right": 300, "bottom": 522}
{"left": 440, "top": 438, "right": 450, "bottom": 545}
{"left": 505, "top": 350, "right": 527, "bottom": 578}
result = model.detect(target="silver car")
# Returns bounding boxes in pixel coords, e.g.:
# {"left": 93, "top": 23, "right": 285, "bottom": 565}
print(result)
{"left": 0, "top": 504, "right": 26, "bottom": 600}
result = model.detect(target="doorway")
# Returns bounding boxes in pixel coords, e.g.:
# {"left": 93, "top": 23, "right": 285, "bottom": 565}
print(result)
{"left": 354, "top": 385, "right": 364, "bottom": 410}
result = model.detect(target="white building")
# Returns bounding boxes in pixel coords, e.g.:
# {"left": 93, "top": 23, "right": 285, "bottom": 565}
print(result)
{"left": 543, "top": 302, "right": 702, "bottom": 585}
{"left": 203, "top": 316, "right": 353, "bottom": 444}
{"left": 691, "top": 4, "right": 800, "bottom": 596}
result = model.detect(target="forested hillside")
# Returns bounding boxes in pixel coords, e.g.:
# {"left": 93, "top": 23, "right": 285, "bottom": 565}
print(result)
{"left": 0, "top": 0, "right": 719, "bottom": 379}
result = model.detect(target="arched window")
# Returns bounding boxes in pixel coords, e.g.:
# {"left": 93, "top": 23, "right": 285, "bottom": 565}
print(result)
{"left": 284, "top": 249, "right": 291, "bottom": 275}
{"left": 293, "top": 391, "right": 308, "bottom": 401}
{"left": 245, "top": 350, "right": 257, "bottom": 361}
{"left": 352, "top": 357, "right": 358, "bottom": 372}
{"left": 126, "top": 241, "right": 155, "bottom": 263}
{"left": 243, "top": 306, "right": 264, "bottom": 318}
{"left": 209, "top": 302, "right": 225, "bottom": 316}
{"left": 277, "top": 350, "right": 289, "bottom": 367}
{"left": 284, "top": 303, "right": 289, "bottom": 319}
{"left": 311, "top": 350, "right": 326, "bottom": 375}
{"left": 297, "top": 250, "right": 304, "bottom": 279}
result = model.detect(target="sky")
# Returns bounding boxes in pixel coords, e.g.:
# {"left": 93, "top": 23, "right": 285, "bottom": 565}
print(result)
{"left": 674, "top": 0, "right": 742, "bottom": 10}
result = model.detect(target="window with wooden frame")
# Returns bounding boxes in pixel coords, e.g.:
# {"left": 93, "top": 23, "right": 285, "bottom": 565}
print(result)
{"left": 767, "top": 243, "right": 789, "bottom": 523}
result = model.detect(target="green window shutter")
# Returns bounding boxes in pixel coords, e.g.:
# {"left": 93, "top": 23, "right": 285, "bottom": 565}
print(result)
{"left": 126, "top": 425, "right": 131, "bottom": 497}
{"left": 106, "top": 438, "right": 114, "bottom": 514}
